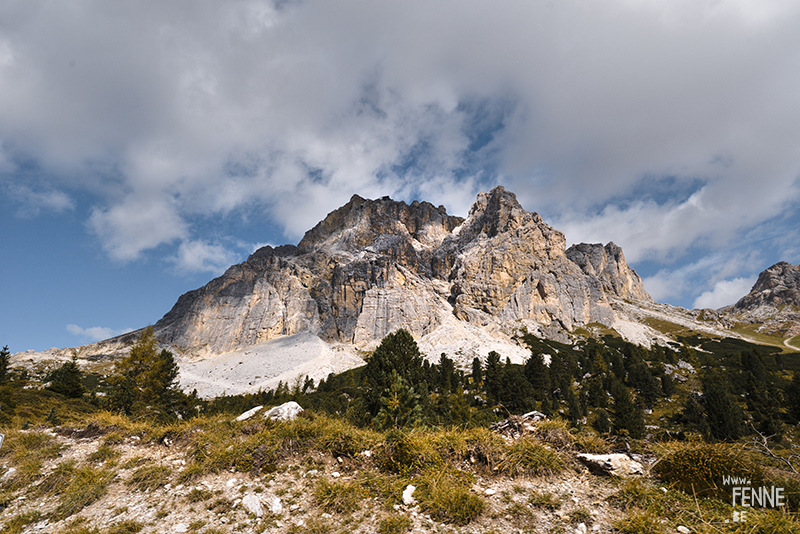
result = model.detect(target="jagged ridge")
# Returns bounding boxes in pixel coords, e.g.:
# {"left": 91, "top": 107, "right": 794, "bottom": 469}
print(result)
{"left": 154, "top": 186, "right": 651, "bottom": 358}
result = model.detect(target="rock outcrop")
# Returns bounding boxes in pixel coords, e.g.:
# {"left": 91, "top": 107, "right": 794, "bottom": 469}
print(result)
{"left": 566, "top": 242, "right": 651, "bottom": 303}
{"left": 732, "top": 262, "right": 800, "bottom": 312}
{"left": 154, "top": 186, "right": 651, "bottom": 359}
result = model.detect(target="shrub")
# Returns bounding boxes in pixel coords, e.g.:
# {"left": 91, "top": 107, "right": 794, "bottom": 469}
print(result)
{"left": 1, "top": 511, "right": 41, "bottom": 534}
{"left": 527, "top": 490, "right": 563, "bottom": 510}
{"left": 313, "top": 477, "right": 366, "bottom": 514}
{"left": 127, "top": 464, "right": 171, "bottom": 491}
{"left": 613, "top": 509, "right": 665, "bottom": 534}
{"left": 54, "top": 466, "right": 114, "bottom": 519}
{"left": 653, "top": 442, "right": 761, "bottom": 500}
{"left": 416, "top": 469, "right": 484, "bottom": 525}
{"left": 377, "top": 514, "right": 413, "bottom": 534}
{"left": 105, "top": 520, "right": 144, "bottom": 534}
{"left": 498, "top": 436, "right": 563, "bottom": 476}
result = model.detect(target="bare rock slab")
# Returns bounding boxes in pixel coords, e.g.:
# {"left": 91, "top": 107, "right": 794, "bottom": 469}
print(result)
{"left": 576, "top": 453, "right": 644, "bottom": 477}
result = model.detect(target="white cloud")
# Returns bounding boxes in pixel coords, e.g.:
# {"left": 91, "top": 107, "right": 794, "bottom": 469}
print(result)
{"left": 67, "top": 324, "right": 134, "bottom": 343}
{"left": 171, "top": 239, "right": 240, "bottom": 275}
{"left": 5, "top": 184, "right": 74, "bottom": 217}
{"left": 0, "top": 0, "right": 799, "bottom": 304}
{"left": 693, "top": 277, "right": 756, "bottom": 309}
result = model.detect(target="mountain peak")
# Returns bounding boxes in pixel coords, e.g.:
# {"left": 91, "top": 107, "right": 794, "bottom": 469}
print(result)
{"left": 297, "top": 194, "right": 463, "bottom": 253}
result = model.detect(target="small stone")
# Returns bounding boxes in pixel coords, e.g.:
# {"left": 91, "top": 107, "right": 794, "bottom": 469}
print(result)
{"left": 574, "top": 523, "right": 587, "bottom": 534}
{"left": 484, "top": 488, "right": 496, "bottom": 496}
{"left": 331, "top": 471, "right": 341, "bottom": 478}
{"left": 270, "top": 496, "right": 283, "bottom": 514}
{"left": 226, "top": 478, "right": 238, "bottom": 488}
{"left": 361, "top": 450, "right": 372, "bottom": 457}
{"left": 242, "top": 493, "right": 263, "bottom": 518}
{"left": 402, "top": 484, "right": 416, "bottom": 505}
{"left": 337, "top": 457, "right": 343, "bottom": 464}
{"left": 290, "top": 504, "right": 300, "bottom": 511}
{"left": 677, "top": 527, "right": 691, "bottom": 534}
{"left": 173, "top": 524, "right": 188, "bottom": 533}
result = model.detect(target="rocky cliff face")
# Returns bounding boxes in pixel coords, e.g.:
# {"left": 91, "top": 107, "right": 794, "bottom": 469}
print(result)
{"left": 155, "top": 186, "right": 652, "bottom": 358}
{"left": 732, "top": 262, "right": 800, "bottom": 312}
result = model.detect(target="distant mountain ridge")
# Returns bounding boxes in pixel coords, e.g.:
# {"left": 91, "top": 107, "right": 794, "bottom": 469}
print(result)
{"left": 153, "top": 186, "right": 651, "bottom": 360}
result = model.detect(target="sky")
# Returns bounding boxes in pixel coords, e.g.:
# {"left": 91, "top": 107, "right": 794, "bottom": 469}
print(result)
{"left": 3, "top": 0, "right": 800, "bottom": 352}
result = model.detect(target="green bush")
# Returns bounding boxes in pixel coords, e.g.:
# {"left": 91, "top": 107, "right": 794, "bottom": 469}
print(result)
{"left": 498, "top": 436, "right": 563, "bottom": 476}
{"left": 127, "top": 464, "right": 171, "bottom": 491}
{"left": 416, "top": 469, "right": 484, "bottom": 525}
{"left": 377, "top": 514, "right": 412, "bottom": 534}
{"left": 653, "top": 442, "right": 761, "bottom": 500}
{"left": 313, "top": 477, "right": 366, "bottom": 514}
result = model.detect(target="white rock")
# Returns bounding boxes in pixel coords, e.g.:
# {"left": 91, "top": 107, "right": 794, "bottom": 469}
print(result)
{"left": 402, "top": 484, "right": 417, "bottom": 505}
{"left": 242, "top": 493, "right": 263, "bottom": 517}
{"left": 263, "top": 401, "right": 304, "bottom": 421}
{"left": 484, "top": 488, "right": 496, "bottom": 496}
{"left": 226, "top": 478, "right": 238, "bottom": 488}
{"left": 576, "top": 453, "right": 644, "bottom": 477}
{"left": 331, "top": 471, "right": 341, "bottom": 478}
{"left": 269, "top": 496, "right": 283, "bottom": 514}
{"left": 235, "top": 405, "right": 264, "bottom": 422}
{"left": 677, "top": 527, "right": 691, "bottom": 534}
{"left": 574, "top": 522, "right": 587, "bottom": 534}
{"left": 173, "top": 524, "right": 188, "bottom": 533}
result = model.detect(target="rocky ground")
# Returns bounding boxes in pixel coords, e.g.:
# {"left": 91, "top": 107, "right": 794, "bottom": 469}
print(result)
{"left": 0, "top": 415, "right": 679, "bottom": 534}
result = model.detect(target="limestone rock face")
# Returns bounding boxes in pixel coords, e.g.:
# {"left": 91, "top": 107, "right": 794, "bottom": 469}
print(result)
{"left": 566, "top": 242, "right": 652, "bottom": 303}
{"left": 154, "top": 186, "right": 650, "bottom": 358}
{"left": 732, "top": 262, "right": 800, "bottom": 311}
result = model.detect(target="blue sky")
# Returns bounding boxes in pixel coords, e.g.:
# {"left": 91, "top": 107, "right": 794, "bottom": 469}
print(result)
{"left": 3, "top": 0, "right": 800, "bottom": 352}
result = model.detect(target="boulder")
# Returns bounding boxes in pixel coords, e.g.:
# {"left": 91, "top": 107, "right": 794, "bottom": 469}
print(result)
{"left": 235, "top": 405, "right": 263, "bottom": 422}
{"left": 263, "top": 401, "right": 304, "bottom": 421}
{"left": 576, "top": 453, "right": 644, "bottom": 477}
{"left": 242, "top": 493, "right": 263, "bottom": 517}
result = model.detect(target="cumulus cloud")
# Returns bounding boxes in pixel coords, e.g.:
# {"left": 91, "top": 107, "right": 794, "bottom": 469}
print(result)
{"left": 693, "top": 277, "right": 757, "bottom": 310}
{"left": 66, "top": 324, "right": 134, "bottom": 343}
{"left": 1, "top": 0, "right": 800, "bottom": 306}
{"left": 5, "top": 183, "right": 74, "bottom": 217}
{"left": 171, "top": 239, "right": 239, "bottom": 275}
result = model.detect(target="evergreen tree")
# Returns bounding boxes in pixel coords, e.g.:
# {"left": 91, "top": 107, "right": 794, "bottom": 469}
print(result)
{"left": 373, "top": 371, "right": 423, "bottom": 430}
{"left": 483, "top": 351, "right": 504, "bottom": 404}
{"left": 363, "top": 329, "right": 425, "bottom": 416}
{"left": 702, "top": 375, "right": 745, "bottom": 441}
{"left": 523, "top": 351, "right": 551, "bottom": 400}
{"left": 785, "top": 371, "right": 800, "bottom": 421}
{"left": 437, "top": 354, "right": 456, "bottom": 394}
{"left": 46, "top": 356, "right": 86, "bottom": 398}
{"left": 0, "top": 345, "right": 9, "bottom": 384}
{"left": 471, "top": 357, "right": 482, "bottom": 387}
{"left": 593, "top": 408, "right": 611, "bottom": 434}
{"left": 107, "top": 327, "right": 182, "bottom": 418}
{"left": 610, "top": 380, "right": 644, "bottom": 439}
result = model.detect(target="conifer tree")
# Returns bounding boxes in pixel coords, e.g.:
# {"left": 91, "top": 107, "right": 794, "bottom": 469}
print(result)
{"left": 46, "top": 355, "right": 86, "bottom": 398}
{"left": 523, "top": 351, "right": 550, "bottom": 400}
{"left": 702, "top": 374, "right": 745, "bottom": 441}
{"left": 483, "top": 351, "right": 504, "bottom": 404}
{"left": 471, "top": 357, "right": 482, "bottom": 387}
{"left": 363, "top": 329, "right": 425, "bottom": 416}
{"left": 0, "top": 345, "right": 9, "bottom": 384}
{"left": 107, "top": 326, "right": 181, "bottom": 418}
{"left": 373, "top": 371, "right": 423, "bottom": 430}
{"left": 610, "top": 380, "right": 644, "bottom": 439}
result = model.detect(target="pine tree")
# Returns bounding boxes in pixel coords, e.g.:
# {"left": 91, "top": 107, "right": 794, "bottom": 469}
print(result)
{"left": 484, "top": 351, "right": 504, "bottom": 404}
{"left": 610, "top": 380, "right": 644, "bottom": 439}
{"left": 523, "top": 351, "right": 551, "bottom": 400}
{"left": 46, "top": 356, "right": 86, "bottom": 398}
{"left": 363, "top": 329, "right": 425, "bottom": 416}
{"left": 702, "top": 375, "right": 745, "bottom": 441}
{"left": 373, "top": 371, "right": 423, "bottom": 430}
{"left": 471, "top": 357, "right": 483, "bottom": 387}
{"left": 107, "top": 326, "right": 182, "bottom": 418}
{"left": 0, "top": 345, "right": 10, "bottom": 383}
